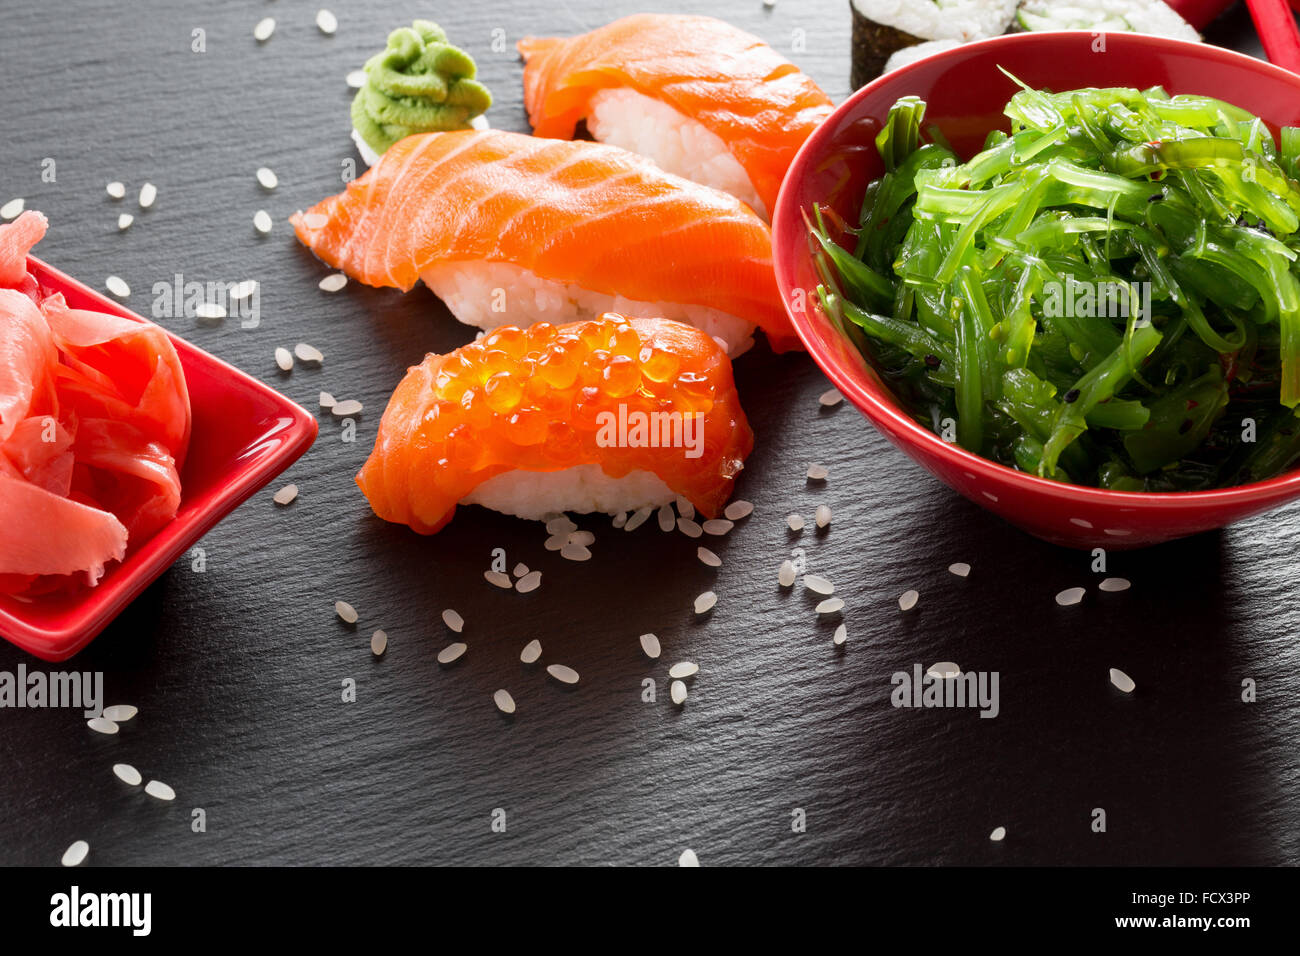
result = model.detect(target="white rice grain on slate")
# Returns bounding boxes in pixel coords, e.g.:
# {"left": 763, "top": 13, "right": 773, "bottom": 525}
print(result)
{"left": 1099, "top": 577, "right": 1131, "bottom": 592}
{"left": 138, "top": 182, "right": 157, "bottom": 209}
{"left": 335, "top": 600, "right": 358, "bottom": 624}
{"left": 778, "top": 560, "right": 796, "bottom": 587}
{"left": 61, "top": 841, "right": 89, "bottom": 867}
{"left": 256, "top": 166, "right": 278, "bottom": 190}
{"left": 625, "top": 506, "right": 652, "bottom": 531}
{"left": 949, "top": 562, "right": 971, "bottom": 578}
{"left": 898, "top": 589, "right": 919, "bottom": 612}
{"left": 275, "top": 347, "right": 293, "bottom": 371}
{"left": 702, "top": 519, "right": 733, "bottom": 536}
{"left": 814, "top": 505, "right": 831, "bottom": 529}
{"left": 927, "top": 662, "right": 961, "bottom": 679}
{"left": 671, "top": 680, "right": 688, "bottom": 705}
{"left": 989, "top": 826, "right": 1006, "bottom": 842}
{"left": 106, "top": 181, "right": 126, "bottom": 200}
{"left": 515, "top": 570, "right": 542, "bottom": 593}
{"left": 561, "top": 543, "right": 592, "bottom": 561}
{"left": 318, "top": 273, "right": 348, "bottom": 293}
{"left": 668, "top": 662, "right": 698, "bottom": 679}
{"left": 547, "top": 664, "right": 579, "bottom": 685}
{"left": 520, "top": 639, "right": 542, "bottom": 664}
{"left": 803, "top": 574, "right": 834, "bottom": 595}
{"left": 787, "top": 514, "right": 804, "bottom": 531}
{"left": 657, "top": 504, "right": 675, "bottom": 532}
{"left": 254, "top": 210, "right": 273, "bottom": 234}
{"left": 105, "top": 275, "right": 130, "bottom": 298}
{"left": 819, "top": 388, "right": 843, "bottom": 407}
{"left": 144, "top": 780, "right": 176, "bottom": 801}
{"left": 678, "top": 849, "right": 700, "bottom": 867}
{"left": 195, "top": 302, "right": 226, "bottom": 320}
{"left": 697, "top": 547, "right": 721, "bottom": 567}
{"left": 316, "top": 9, "right": 338, "bottom": 34}
{"left": 438, "top": 642, "right": 468, "bottom": 665}
{"left": 117, "top": 213, "right": 133, "bottom": 231}
{"left": 723, "top": 500, "right": 753, "bottom": 521}
{"left": 639, "top": 633, "right": 661, "bottom": 659}
{"left": 1109, "top": 668, "right": 1136, "bottom": 693}
{"left": 0, "top": 198, "right": 23, "bottom": 221}
{"left": 346, "top": 69, "right": 367, "bottom": 88}
{"left": 294, "top": 343, "right": 324, "bottom": 363}
{"left": 494, "top": 689, "right": 516, "bottom": 714}
{"left": 254, "top": 17, "right": 275, "bottom": 41}
{"left": 1056, "top": 587, "right": 1086, "bottom": 607}
{"left": 833, "top": 623, "right": 847, "bottom": 646}
{"left": 87, "top": 717, "right": 118, "bottom": 735}
{"left": 113, "top": 763, "right": 142, "bottom": 786}
{"left": 331, "top": 400, "right": 363, "bottom": 416}
{"left": 484, "top": 570, "right": 512, "bottom": 589}
{"left": 807, "top": 463, "right": 828, "bottom": 481}
{"left": 371, "top": 630, "right": 387, "bottom": 656}
{"left": 441, "top": 608, "right": 464, "bottom": 633}
{"left": 816, "top": 597, "right": 844, "bottom": 615}
{"left": 102, "top": 705, "right": 137, "bottom": 723}
{"left": 694, "top": 591, "right": 717, "bottom": 614}
{"left": 677, "top": 517, "right": 703, "bottom": 538}
{"left": 273, "top": 484, "right": 298, "bottom": 506}
{"left": 675, "top": 495, "right": 695, "bottom": 520}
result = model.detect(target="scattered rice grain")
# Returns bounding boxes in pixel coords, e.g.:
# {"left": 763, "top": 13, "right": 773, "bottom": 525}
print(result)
{"left": 484, "top": 570, "right": 512, "bottom": 589}
{"left": 678, "top": 849, "right": 699, "bottom": 867}
{"left": 515, "top": 570, "right": 542, "bottom": 593}
{"left": 547, "top": 664, "right": 579, "bottom": 685}
{"left": 1109, "top": 667, "right": 1136, "bottom": 694}
{"left": 803, "top": 574, "right": 833, "bottom": 595}
{"left": 371, "top": 630, "right": 387, "bottom": 656}
{"left": 567, "top": 530, "right": 594, "bottom": 547}
{"left": 723, "top": 499, "right": 753, "bottom": 521}
{"left": 106, "top": 181, "right": 125, "bottom": 200}
{"left": 561, "top": 543, "right": 592, "bottom": 561}
{"left": 87, "top": 717, "right": 119, "bottom": 735}
{"left": 346, "top": 69, "right": 367, "bottom": 89}
{"left": 807, "top": 463, "right": 828, "bottom": 481}
{"left": 253, "top": 17, "right": 275, "bottom": 41}
{"left": 232, "top": 280, "right": 257, "bottom": 300}
{"left": 144, "top": 780, "right": 176, "bottom": 801}
{"left": 195, "top": 302, "right": 226, "bottom": 320}
{"left": 105, "top": 275, "right": 130, "bottom": 298}
{"left": 331, "top": 399, "right": 363, "bottom": 416}
{"left": 1055, "top": 587, "right": 1086, "bottom": 607}
{"left": 102, "top": 704, "right": 137, "bottom": 723}
{"left": 316, "top": 9, "right": 338, "bottom": 34}
{"left": 898, "top": 589, "right": 919, "bottom": 611}
{"left": 694, "top": 590, "right": 717, "bottom": 614}
{"left": 1099, "top": 577, "right": 1131, "bottom": 592}
{"left": 138, "top": 182, "right": 156, "bottom": 209}
{"left": 544, "top": 534, "right": 566, "bottom": 551}
{"left": 494, "top": 689, "right": 516, "bottom": 714}
{"left": 697, "top": 546, "right": 721, "bottom": 567}
{"left": 253, "top": 209, "right": 273, "bottom": 234}
{"left": 818, "top": 388, "right": 843, "bottom": 407}
{"left": 437, "top": 642, "right": 468, "bottom": 665}
{"left": 639, "top": 633, "right": 660, "bottom": 659}
{"left": 334, "top": 600, "right": 358, "bottom": 624}
{"left": 113, "top": 763, "right": 142, "bottom": 786}
{"left": 318, "top": 272, "right": 348, "bottom": 293}
{"left": 668, "top": 662, "right": 698, "bottom": 679}
{"left": 670, "top": 680, "right": 688, "bottom": 705}
{"left": 989, "top": 826, "right": 1006, "bottom": 842}
{"left": 927, "top": 662, "right": 961, "bottom": 678}
{"left": 545, "top": 516, "right": 576, "bottom": 535}
{"left": 441, "top": 608, "right": 464, "bottom": 633}
{"left": 624, "top": 506, "right": 652, "bottom": 531}
{"left": 656, "top": 504, "right": 675, "bottom": 532}
{"left": 778, "top": 560, "right": 796, "bottom": 587}
{"left": 274, "top": 347, "right": 293, "bottom": 371}
{"left": 948, "top": 562, "right": 971, "bottom": 578}
{"left": 702, "top": 519, "right": 733, "bottom": 536}
{"left": 677, "top": 517, "right": 703, "bottom": 538}
{"left": 520, "top": 639, "right": 542, "bottom": 663}
{"left": 1, "top": 197, "right": 24, "bottom": 220}
{"left": 675, "top": 495, "right": 695, "bottom": 519}
{"left": 61, "top": 841, "right": 89, "bottom": 867}
{"left": 787, "top": 513, "right": 804, "bottom": 531}
{"left": 816, "top": 597, "right": 844, "bottom": 615}
{"left": 294, "top": 343, "right": 323, "bottom": 363}
{"left": 612, "top": 511, "right": 628, "bottom": 529}
{"left": 318, "top": 391, "right": 336, "bottom": 409}
{"left": 256, "top": 166, "right": 278, "bottom": 190}
{"left": 117, "top": 213, "right": 133, "bottom": 231}
{"left": 833, "top": 623, "right": 847, "bottom": 646}
{"left": 814, "top": 505, "right": 831, "bottom": 528}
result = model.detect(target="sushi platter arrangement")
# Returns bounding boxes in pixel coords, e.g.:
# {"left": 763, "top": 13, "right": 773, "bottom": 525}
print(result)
{"left": 2, "top": 0, "right": 1299, "bottom": 871}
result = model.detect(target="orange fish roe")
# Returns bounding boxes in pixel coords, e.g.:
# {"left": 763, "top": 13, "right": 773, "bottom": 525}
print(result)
{"left": 357, "top": 314, "right": 753, "bottom": 534}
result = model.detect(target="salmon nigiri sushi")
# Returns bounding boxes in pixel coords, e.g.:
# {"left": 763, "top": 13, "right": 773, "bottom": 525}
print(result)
{"left": 357, "top": 314, "right": 752, "bottom": 534}
{"left": 291, "top": 129, "right": 798, "bottom": 356}
{"left": 518, "top": 14, "right": 834, "bottom": 221}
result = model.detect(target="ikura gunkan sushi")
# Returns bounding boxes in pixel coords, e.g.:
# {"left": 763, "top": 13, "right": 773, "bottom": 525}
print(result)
{"left": 356, "top": 315, "right": 752, "bottom": 534}
{"left": 0, "top": 212, "right": 190, "bottom": 595}
{"left": 518, "top": 14, "right": 833, "bottom": 221}
{"left": 291, "top": 129, "right": 798, "bottom": 356}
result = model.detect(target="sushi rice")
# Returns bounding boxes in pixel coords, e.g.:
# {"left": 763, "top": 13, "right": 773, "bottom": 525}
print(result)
{"left": 1015, "top": 0, "right": 1199, "bottom": 39}
{"left": 463, "top": 464, "right": 676, "bottom": 519}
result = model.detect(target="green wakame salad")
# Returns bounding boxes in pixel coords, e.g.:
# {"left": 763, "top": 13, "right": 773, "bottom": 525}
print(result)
{"left": 811, "top": 79, "right": 1300, "bottom": 491}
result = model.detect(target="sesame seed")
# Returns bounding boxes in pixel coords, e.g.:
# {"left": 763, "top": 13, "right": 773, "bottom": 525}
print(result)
{"left": 678, "top": 849, "right": 700, "bottom": 867}
{"left": 516, "top": 570, "right": 542, "bottom": 593}
{"left": 275, "top": 347, "right": 293, "bottom": 371}
{"left": 331, "top": 400, "right": 363, "bottom": 416}
{"left": 677, "top": 517, "right": 703, "bottom": 538}
{"left": 816, "top": 597, "right": 844, "bottom": 615}
{"left": 1109, "top": 668, "right": 1136, "bottom": 693}
{"left": 102, "top": 705, "right": 137, "bottom": 723}
{"left": 948, "top": 562, "right": 971, "bottom": 577}
{"left": 253, "top": 17, "right": 276, "bottom": 42}
{"left": 1055, "top": 587, "right": 1086, "bottom": 606}
{"left": 256, "top": 167, "right": 278, "bottom": 190}
{"left": 316, "top": 9, "right": 338, "bottom": 34}
{"left": 1098, "top": 577, "right": 1131, "bottom": 592}
{"left": 113, "top": 763, "right": 142, "bottom": 786}
{"left": 144, "top": 780, "right": 176, "bottom": 801}
{"left": 803, "top": 574, "right": 834, "bottom": 595}
{"left": 778, "top": 560, "right": 796, "bottom": 587}
{"left": 437, "top": 642, "right": 468, "bottom": 665}
{"left": 833, "top": 623, "right": 847, "bottom": 645}
{"left": 138, "top": 182, "right": 157, "bottom": 209}
{"left": 371, "top": 630, "right": 387, "bottom": 655}
{"left": 61, "top": 841, "right": 89, "bottom": 867}
{"left": 346, "top": 69, "right": 367, "bottom": 89}
{"left": 318, "top": 273, "right": 348, "bottom": 293}
{"left": 989, "top": 826, "right": 1006, "bottom": 842}
{"left": 442, "top": 609, "right": 464, "bottom": 633}
{"left": 675, "top": 495, "right": 695, "bottom": 519}
{"left": 273, "top": 484, "right": 299, "bottom": 506}
{"left": 898, "top": 589, "right": 919, "bottom": 611}
{"left": 106, "top": 181, "right": 126, "bottom": 200}
{"left": 624, "top": 506, "right": 652, "bottom": 531}
{"left": 117, "top": 213, "right": 133, "bottom": 231}
{"left": 697, "top": 546, "right": 721, "bottom": 567}
{"left": 335, "top": 600, "right": 358, "bottom": 624}
{"left": 657, "top": 504, "right": 675, "bottom": 532}
{"left": 520, "top": 639, "right": 542, "bottom": 664}
{"left": 254, "top": 210, "right": 273, "bottom": 234}
{"left": 670, "top": 680, "right": 688, "bottom": 705}
{"left": 639, "top": 633, "right": 661, "bottom": 659}
{"left": 807, "top": 463, "right": 828, "bottom": 481}
{"left": 723, "top": 500, "right": 753, "bottom": 521}
{"left": 787, "top": 514, "right": 804, "bottom": 531}
{"left": 702, "top": 519, "right": 733, "bottom": 535}
{"left": 494, "top": 689, "right": 516, "bottom": 714}
{"left": 547, "top": 664, "right": 580, "bottom": 685}
{"left": 87, "top": 717, "right": 119, "bottom": 735}
{"left": 484, "top": 570, "right": 512, "bottom": 589}
{"left": 694, "top": 591, "right": 717, "bottom": 614}
{"left": 819, "top": 388, "right": 843, "bottom": 407}
{"left": 105, "top": 275, "right": 130, "bottom": 298}
{"left": 814, "top": 505, "right": 831, "bottom": 528}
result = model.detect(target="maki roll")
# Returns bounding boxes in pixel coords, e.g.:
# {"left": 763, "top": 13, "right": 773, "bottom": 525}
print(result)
{"left": 849, "top": 0, "right": 1018, "bottom": 88}
{"left": 1015, "top": 0, "right": 1199, "bottom": 39}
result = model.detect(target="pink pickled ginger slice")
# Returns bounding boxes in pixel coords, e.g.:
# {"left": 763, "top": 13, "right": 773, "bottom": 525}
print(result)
{"left": 0, "top": 288, "right": 57, "bottom": 443}
{"left": 0, "top": 211, "right": 47, "bottom": 288}
{"left": 0, "top": 474, "right": 128, "bottom": 584}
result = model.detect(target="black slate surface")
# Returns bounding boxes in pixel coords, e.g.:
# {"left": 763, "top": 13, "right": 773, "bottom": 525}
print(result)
{"left": 0, "top": 0, "right": 1295, "bottom": 867}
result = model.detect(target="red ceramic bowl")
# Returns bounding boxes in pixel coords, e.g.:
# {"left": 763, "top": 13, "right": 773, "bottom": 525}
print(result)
{"left": 0, "top": 257, "right": 318, "bottom": 660}
{"left": 774, "top": 31, "right": 1300, "bottom": 549}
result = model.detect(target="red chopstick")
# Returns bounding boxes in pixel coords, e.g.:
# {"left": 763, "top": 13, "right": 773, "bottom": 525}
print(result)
{"left": 1245, "top": 0, "right": 1300, "bottom": 72}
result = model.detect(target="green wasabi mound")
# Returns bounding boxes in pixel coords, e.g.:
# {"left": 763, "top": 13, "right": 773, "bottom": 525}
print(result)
{"left": 351, "top": 20, "right": 492, "bottom": 157}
